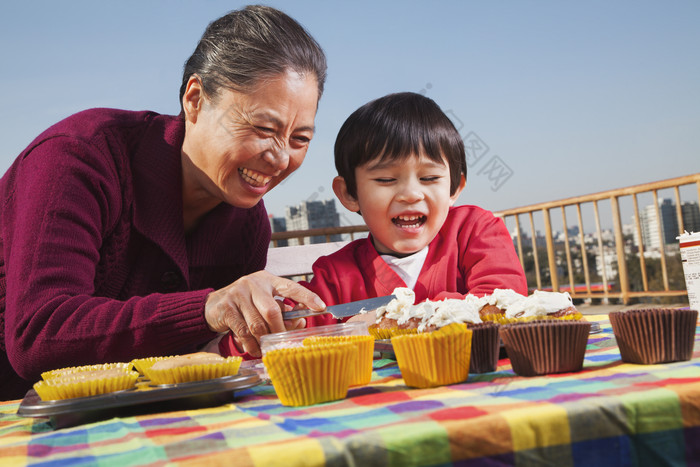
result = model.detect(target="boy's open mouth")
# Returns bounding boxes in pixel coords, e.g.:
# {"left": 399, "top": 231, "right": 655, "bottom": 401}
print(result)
{"left": 392, "top": 214, "right": 426, "bottom": 229}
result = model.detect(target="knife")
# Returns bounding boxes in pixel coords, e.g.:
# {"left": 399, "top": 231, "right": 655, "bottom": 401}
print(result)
{"left": 282, "top": 295, "right": 396, "bottom": 320}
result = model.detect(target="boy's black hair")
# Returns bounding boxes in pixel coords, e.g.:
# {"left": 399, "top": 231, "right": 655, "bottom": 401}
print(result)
{"left": 334, "top": 92, "right": 467, "bottom": 199}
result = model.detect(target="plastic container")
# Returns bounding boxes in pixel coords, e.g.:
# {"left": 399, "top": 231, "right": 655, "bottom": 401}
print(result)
{"left": 260, "top": 321, "right": 369, "bottom": 354}
{"left": 261, "top": 322, "right": 372, "bottom": 405}
{"left": 678, "top": 231, "right": 700, "bottom": 311}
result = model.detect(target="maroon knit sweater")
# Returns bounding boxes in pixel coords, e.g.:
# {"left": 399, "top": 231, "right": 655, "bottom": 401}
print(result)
{"left": 0, "top": 109, "right": 270, "bottom": 399}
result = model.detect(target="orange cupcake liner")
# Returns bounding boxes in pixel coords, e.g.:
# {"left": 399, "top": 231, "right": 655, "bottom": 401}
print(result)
{"left": 263, "top": 341, "right": 356, "bottom": 406}
{"left": 303, "top": 335, "right": 374, "bottom": 386}
{"left": 34, "top": 369, "right": 140, "bottom": 401}
{"left": 391, "top": 323, "right": 472, "bottom": 389}
{"left": 130, "top": 356, "right": 173, "bottom": 375}
{"left": 41, "top": 362, "right": 133, "bottom": 381}
{"left": 144, "top": 357, "right": 242, "bottom": 385}
{"left": 368, "top": 324, "right": 418, "bottom": 340}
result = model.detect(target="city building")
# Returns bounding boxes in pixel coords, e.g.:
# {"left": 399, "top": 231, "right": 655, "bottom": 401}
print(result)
{"left": 681, "top": 202, "right": 700, "bottom": 233}
{"left": 284, "top": 199, "right": 342, "bottom": 246}
{"left": 635, "top": 199, "right": 700, "bottom": 251}
{"left": 269, "top": 215, "right": 288, "bottom": 247}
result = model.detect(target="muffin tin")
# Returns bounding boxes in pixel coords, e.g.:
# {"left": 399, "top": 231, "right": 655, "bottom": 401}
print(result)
{"left": 17, "top": 369, "right": 261, "bottom": 428}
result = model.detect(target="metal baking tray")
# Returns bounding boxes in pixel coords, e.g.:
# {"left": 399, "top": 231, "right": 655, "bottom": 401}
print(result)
{"left": 17, "top": 369, "right": 261, "bottom": 429}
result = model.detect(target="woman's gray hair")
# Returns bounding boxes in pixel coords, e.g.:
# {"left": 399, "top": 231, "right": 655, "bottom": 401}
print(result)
{"left": 179, "top": 5, "right": 327, "bottom": 109}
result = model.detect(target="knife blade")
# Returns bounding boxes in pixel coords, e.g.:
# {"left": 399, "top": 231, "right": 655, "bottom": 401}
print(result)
{"left": 282, "top": 295, "right": 396, "bottom": 320}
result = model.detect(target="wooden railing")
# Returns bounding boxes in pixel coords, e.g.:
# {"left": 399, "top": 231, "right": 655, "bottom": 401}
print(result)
{"left": 269, "top": 225, "right": 369, "bottom": 247}
{"left": 271, "top": 173, "right": 699, "bottom": 305}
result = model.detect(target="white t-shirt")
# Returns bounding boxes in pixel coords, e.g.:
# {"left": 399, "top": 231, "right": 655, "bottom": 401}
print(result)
{"left": 380, "top": 247, "right": 429, "bottom": 290}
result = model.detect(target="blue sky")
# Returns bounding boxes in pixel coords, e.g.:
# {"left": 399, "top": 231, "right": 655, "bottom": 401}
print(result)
{"left": 2, "top": 1, "right": 699, "bottom": 228}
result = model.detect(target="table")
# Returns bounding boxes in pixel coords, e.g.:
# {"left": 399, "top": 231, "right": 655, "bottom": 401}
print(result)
{"left": 1, "top": 314, "right": 699, "bottom": 466}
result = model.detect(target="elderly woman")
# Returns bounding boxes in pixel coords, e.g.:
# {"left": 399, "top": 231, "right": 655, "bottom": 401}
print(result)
{"left": 0, "top": 5, "right": 327, "bottom": 399}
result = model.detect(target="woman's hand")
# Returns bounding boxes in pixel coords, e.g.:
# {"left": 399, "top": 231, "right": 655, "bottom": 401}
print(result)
{"left": 204, "top": 270, "right": 325, "bottom": 357}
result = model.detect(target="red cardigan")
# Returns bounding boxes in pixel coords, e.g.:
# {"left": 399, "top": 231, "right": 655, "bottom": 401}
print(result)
{"left": 220, "top": 205, "right": 527, "bottom": 358}
{"left": 0, "top": 109, "right": 270, "bottom": 399}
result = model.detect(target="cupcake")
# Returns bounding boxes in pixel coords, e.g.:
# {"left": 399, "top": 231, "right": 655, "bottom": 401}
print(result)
{"left": 368, "top": 288, "right": 422, "bottom": 339}
{"left": 367, "top": 288, "right": 501, "bottom": 375}
{"left": 41, "top": 362, "right": 134, "bottom": 380}
{"left": 478, "top": 289, "right": 526, "bottom": 324}
{"left": 504, "top": 290, "right": 582, "bottom": 322}
{"left": 609, "top": 308, "right": 698, "bottom": 364}
{"left": 368, "top": 288, "right": 484, "bottom": 336}
{"left": 499, "top": 319, "right": 591, "bottom": 376}
{"left": 263, "top": 341, "right": 356, "bottom": 406}
{"left": 144, "top": 352, "right": 242, "bottom": 385}
{"left": 391, "top": 323, "right": 472, "bottom": 388}
{"left": 130, "top": 356, "right": 172, "bottom": 375}
{"left": 34, "top": 367, "right": 139, "bottom": 401}
{"left": 303, "top": 335, "right": 374, "bottom": 386}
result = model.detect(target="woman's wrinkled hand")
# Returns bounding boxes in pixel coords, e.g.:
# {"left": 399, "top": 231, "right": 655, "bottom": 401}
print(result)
{"left": 204, "top": 270, "right": 324, "bottom": 357}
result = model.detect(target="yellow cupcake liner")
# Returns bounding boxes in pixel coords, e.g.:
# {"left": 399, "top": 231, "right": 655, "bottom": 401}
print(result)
{"left": 41, "top": 362, "right": 133, "bottom": 381}
{"left": 368, "top": 324, "right": 418, "bottom": 340}
{"left": 130, "top": 356, "right": 173, "bottom": 375}
{"left": 303, "top": 335, "right": 374, "bottom": 386}
{"left": 34, "top": 369, "right": 140, "bottom": 401}
{"left": 144, "top": 356, "right": 242, "bottom": 385}
{"left": 482, "top": 312, "right": 583, "bottom": 325}
{"left": 263, "top": 341, "right": 356, "bottom": 406}
{"left": 391, "top": 323, "right": 472, "bottom": 389}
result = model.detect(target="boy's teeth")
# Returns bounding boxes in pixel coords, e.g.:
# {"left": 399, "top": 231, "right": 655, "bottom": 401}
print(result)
{"left": 393, "top": 215, "right": 425, "bottom": 228}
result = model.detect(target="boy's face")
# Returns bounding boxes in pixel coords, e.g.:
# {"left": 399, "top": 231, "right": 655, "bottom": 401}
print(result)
{"left": 334, "top": 153, "right": 465, "bottom": 256}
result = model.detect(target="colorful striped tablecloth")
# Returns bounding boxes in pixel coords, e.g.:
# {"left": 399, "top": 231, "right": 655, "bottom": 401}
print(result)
{"left": 1, "top": 314, "right": 700, "bottom": 466}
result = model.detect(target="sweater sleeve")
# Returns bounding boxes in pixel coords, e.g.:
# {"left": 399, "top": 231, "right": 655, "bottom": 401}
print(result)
{"left": 2, "top": 137, "right": 215, "bottom": 382}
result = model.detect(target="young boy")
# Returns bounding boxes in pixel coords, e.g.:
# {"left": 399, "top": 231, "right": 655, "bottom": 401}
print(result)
{"left": 304, "top": 91, "right": 527, "bottom": 311}
{"left": 219, "top": 92, "right": 527, "bottom": 357}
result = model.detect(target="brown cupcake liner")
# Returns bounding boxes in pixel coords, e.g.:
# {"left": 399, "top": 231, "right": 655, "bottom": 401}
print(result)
{"left": 467, "top": 323, "right": 500, "bottom": 373}
{"left": 499, "top": 320, "right": 591, "bottom": 376}
{"left": 609, "top": 308, "right": 698, "bottom": 364}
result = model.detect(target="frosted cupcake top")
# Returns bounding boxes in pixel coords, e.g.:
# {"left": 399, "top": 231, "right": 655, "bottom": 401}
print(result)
{"left": 504, "top": 290, "right": 575, "bottom": 319}
{"left": 481, "top": 288, "right": 527, "bottom": 309}
{"left": 372, "top": 287, "right": 483, "bottom": 332}
{"left": 370, "top": 287, "right": 576, "bottom": 330}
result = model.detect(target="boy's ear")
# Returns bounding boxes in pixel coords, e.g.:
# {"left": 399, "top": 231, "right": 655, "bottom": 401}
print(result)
{"left": 332, "top": 176, "right": 360, "bottom": 212}
{"left": 449, "top": 174, "right": 467, "bottom": 206}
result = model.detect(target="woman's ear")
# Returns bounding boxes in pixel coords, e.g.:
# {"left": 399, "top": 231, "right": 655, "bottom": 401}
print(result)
{"left": 332, "top": 176, "right": 360, "bottom": 212}
{"left": 182, "top": 76, "right": 204, "bottom": 123}
{"left": 449, "top": 173, "right": 467, "bottom": 206}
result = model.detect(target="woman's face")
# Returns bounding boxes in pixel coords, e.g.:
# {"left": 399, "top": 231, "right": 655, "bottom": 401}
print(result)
{"left": 182, "top": 70, "right": 319, "bottom": 209}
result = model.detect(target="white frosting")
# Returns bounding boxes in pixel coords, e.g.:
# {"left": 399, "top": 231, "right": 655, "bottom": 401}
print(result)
{"left": 424, "top": 296, "right": 482, "bottom": 331}
{"left": 373, "top": 287, "right": 415, "bottom": 319}
{"left": 482, "top": 288, "right": 526, "bottom": 309}
{"left": 504, "top": 290, "right": 574, "bottom": 319}
{"left": 372, "top": 287, "right": 483, "bottom": 332}
{"left": 370, "top": 287, "right": 575, "bottom": 332}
